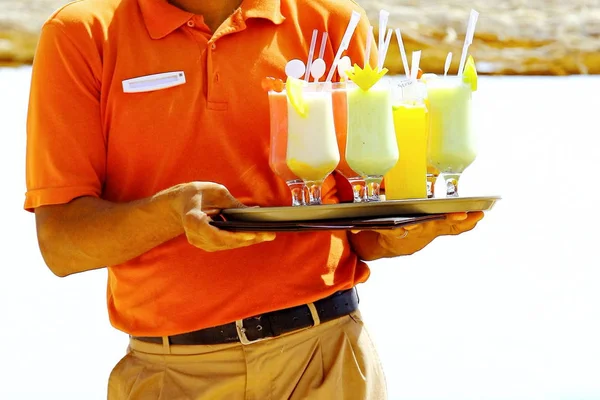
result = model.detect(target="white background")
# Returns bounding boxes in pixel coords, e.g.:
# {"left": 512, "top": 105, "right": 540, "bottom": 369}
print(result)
{"left": 1, "top": 66, "right": 599, "bottom": 399}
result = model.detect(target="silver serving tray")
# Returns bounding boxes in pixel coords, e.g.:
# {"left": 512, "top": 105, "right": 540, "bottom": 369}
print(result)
{"left": 222, "top": 196, "right": 501, "bottom": 222}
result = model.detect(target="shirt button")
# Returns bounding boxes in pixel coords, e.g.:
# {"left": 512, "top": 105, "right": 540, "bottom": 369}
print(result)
{"left": 215, "top": 73, "right": 220, "bottom": 82}
{"left": 187, "top": 20, "right": 195, "bottom": 27}
{"left": 211, "top": 43, "right": 217, "bottom": 50}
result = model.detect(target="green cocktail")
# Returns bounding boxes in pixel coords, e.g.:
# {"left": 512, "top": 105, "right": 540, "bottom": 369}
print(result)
{"left": 426, "top": 77, "right": 476, "bottom": 197}
{"left": 345, "top": 81, "right": 398, "bottom": 201}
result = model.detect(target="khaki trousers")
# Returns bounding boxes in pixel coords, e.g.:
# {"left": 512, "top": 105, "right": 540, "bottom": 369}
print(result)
{"left": 107, "top": 311, "right": 387, "bottom": 399}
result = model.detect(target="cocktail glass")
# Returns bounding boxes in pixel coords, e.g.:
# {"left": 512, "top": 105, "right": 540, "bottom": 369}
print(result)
{"left": 345, "top": 80, "right": 399, "bottom": 202}
{"left": 284, "top": 82, "right": 340, "bottom": 205}
{"left": 332, "top": 82, "right": 366, "bottom": 202}
{"left": 268, "top": 90, "right": 306, "bottom": 206}
{"left": 426, "top": 76, "right": 476, "bottom": 197}
{"left": 426, "top": 166, "right": 440, "bottom": 198}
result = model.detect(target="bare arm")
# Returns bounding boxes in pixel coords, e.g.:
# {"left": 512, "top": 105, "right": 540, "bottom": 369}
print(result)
{"left": 35, "top": 182, "right": 275, "bottom": 277}
{"left": 348, "top": 212, "right": 485, "bottom": 261}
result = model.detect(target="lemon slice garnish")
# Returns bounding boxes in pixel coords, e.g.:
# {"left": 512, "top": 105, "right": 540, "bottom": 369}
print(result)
{"left": 286, "top": 77, "right": 307, "bottom": 117}
{"left": 462, "top": 55, "right": 478, "bottom": 92}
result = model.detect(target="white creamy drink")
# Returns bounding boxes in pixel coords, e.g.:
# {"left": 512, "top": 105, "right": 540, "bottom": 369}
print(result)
{"left": 286, "top": 89, "right": 340, "bottom": 182}
{"left": 345, "top": 82, "right": 398, "bottom": 177}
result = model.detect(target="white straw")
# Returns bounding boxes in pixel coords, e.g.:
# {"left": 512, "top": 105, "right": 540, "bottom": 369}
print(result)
{"left": 444, "top": 52, "right": 453, "bottom": 76}
{"left": 457, "top": 9, "right": 479, "bottom": 76}
{"left": 394, "top": 28, "right": 410, "bottom": 78}
{"left": 325, "top": 10, "right": 362, "bottom": 82}
{"left": 377, "top": 10, "right": 390, "bottom": 69}
{"left": 379, "top": 28, "right": 393, "bottom": 71}
{"left": 410, "top": 50, "right": 421, "bottom": 80}
{"left": 318, "top": 32, "right": 328, "bottom": 60}
{"left": 304, "top": 29, "right": 318, "bottom": 81}
{"left": 364, "top": 25, "right": 373, "bottom": 68}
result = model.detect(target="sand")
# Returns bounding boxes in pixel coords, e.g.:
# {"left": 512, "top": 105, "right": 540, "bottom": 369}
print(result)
{"left": 2, "top": 0, "right": 600, "bottom": 74}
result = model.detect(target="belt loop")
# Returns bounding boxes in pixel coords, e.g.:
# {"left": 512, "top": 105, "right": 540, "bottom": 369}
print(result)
{"left": 307, "top": 302, "right": 321, "bottom": 327}
{"left": 162, "top": 336, "right": 171, "bottom": 355}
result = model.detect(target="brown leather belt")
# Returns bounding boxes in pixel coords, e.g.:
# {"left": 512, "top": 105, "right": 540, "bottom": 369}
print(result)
{"left": 132, "top": 288, "right": 359, "bottom": 345}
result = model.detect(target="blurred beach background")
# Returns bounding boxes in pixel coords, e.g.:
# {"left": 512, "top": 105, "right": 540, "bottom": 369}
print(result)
{"left": 2, "top": 1, "right": 600, "bottom": 399}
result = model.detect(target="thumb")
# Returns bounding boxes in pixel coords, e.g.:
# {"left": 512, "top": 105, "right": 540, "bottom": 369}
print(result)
{"left": 222, "top": 193, "right": 247, "bottom": 209}
{"left": 446, "top": 212, "right": 468, "bottom": 221}
{"left": 203, "top": 192, "right": 247, "bottom": 216}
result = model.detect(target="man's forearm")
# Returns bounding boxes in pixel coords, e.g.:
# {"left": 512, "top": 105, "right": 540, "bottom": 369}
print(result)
{"left": 35, "top": 184, "right": 186, "bottom": 277}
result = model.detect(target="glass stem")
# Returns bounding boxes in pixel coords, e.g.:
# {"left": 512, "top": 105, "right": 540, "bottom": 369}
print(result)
{"left": 444, "top": 174, "right": 460, "bottom": 197}
{"left": 347, "top": 178, "right": 366, "bottom": 203}
{"left": 364, "top": 176, "right": 383, "bottom": 202}
{"left": 426, "top": 173, "right": 438, "bottom": 199}
{"left": 353, "top": 184, "right": 366, "bottom": 203}
{"left": 286, "top": 180, "right": 306, "bottom": 206}
{"left": 305, "top": 180, "right": 324, "bottom": 205}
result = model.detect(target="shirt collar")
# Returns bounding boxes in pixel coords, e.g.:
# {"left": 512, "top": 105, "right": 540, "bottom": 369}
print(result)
{"left": 138, "top": 0, "right": 194, "bottom": 40}
{"left": 138, "top": 0, "right": 285, "bottom": 40}
{"left": 240, "top": 0, "right": 285, "bottom": 25}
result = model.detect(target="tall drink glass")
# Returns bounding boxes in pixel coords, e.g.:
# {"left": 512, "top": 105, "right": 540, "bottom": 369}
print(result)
{"left": 384, "top": 79, "right": 428, "bottom": 200}
{"left": 346, "top": 80, "right": 398, "bottom": 202}
{"left": 285, "top": 82, "right": 340, "bottom": 205}
{"left": 332, "top": 82, "right": 366, "bottom": 202}
{"left": 426, "top": 77, "right": 476, "bottom": 197}
{"left": 268, "top": 90, "right": 306, "bottom": 206}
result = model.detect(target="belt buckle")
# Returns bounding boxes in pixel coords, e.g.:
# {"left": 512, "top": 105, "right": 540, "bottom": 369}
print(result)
{"left": 235, "top": 319, "right": 264, "bottom": 345}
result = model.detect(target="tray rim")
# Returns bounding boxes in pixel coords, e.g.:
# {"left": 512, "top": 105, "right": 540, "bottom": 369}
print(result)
{"left": 221, "top": 195, "right": 501, "bottom": 222}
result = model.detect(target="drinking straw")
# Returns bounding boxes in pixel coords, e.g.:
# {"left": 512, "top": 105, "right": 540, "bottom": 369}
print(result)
{"left": 410, "top": 50, "right": 421, "bottom": 81}
{"left": 377, "top": 10, "right": 390, "bottom": 70}
{"left": 457, "top": 9, "right": 479, "bottom": 76}
{"left": 394, "top": 28, "right": 410, "bottom": 78}
{"left": 364, "top": 25, "right": 374, "bottom": 68}
{"left": 318, "top": 32, "right": 328, "bottom": 60}
{"left": 325, "top": 10, "right": 362, "bottom": 82}
{"left": 378, "top": 28, "right": 393, "bottom": 71}
{"left": 304, "top": 29, "right": 318, "bottom": 81}
{"left": 308, "top": 32, "right": 329, "bottom": 82}
{"left": 444, "top": 52, "right": 453, "bottom": 76}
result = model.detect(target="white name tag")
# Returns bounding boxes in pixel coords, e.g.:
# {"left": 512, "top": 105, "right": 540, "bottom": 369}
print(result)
{"left": 122, "top": 71, "right": 186, "bottom": 93}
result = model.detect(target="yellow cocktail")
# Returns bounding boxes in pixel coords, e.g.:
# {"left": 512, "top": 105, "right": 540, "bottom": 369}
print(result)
{"left": 384, "top": 81, "right": 428, "bottom": 200}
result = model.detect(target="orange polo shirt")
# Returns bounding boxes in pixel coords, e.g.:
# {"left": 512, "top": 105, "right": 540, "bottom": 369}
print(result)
{"left": 26, "top": 0, "right": 375, "bottom": 336}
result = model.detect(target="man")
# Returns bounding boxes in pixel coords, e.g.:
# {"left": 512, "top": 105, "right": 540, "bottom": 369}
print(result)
{"left": 25, "top": 0, "right": 483, "bottom": 398}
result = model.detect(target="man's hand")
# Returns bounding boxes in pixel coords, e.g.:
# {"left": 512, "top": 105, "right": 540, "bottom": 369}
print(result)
{"left": 174, "top": 182, "right": 276, "bottom": 252}
{"left": 348, "top": 211, "right": 484, "bottom": 261}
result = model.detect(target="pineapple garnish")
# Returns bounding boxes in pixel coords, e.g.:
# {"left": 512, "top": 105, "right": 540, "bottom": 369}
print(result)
{"left": 462, "top": 55, "right": 478, "bottom": 92}
{"left": 345, "top": 63, "right": 388, "bottom": 91}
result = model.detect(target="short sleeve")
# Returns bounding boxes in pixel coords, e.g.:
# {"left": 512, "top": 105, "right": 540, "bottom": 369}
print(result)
{"left": 25, "top": 20, "right": 105, "bottom": 212}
